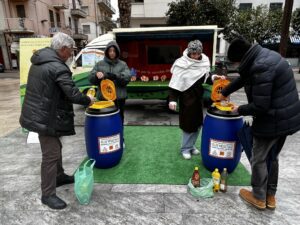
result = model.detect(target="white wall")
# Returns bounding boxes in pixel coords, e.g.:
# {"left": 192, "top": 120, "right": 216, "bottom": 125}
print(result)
{"left": 81, "top": 22, "right": 97, "bottom": 41}
{"left": 131, "top": 0, "right": 171, "bottom": 18}
{"left": 130, "top": 18, "right": 167, "bottom": 27}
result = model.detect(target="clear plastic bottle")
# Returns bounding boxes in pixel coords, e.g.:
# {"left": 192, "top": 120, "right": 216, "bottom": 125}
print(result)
{"left": 220, "top": 168, "right": 228, "bottom": 193}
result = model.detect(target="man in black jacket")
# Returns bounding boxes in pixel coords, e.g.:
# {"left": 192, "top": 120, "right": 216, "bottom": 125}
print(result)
{"left": 221, "top": 38, "right": 300, "bottom": 210}
{"left": 20, "top": 33, "right": 94, "bottom": 210}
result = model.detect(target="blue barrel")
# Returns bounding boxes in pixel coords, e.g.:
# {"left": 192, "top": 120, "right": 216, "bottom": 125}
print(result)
{"left": 201, "top": 108, "right": 243, "bottom": 173}
{"left": 85, "top": 106, "right": 123, "bottom": 169}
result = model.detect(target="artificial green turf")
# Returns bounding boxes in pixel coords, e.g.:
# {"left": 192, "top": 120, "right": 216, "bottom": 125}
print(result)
{"left": 80, "top": 126, "right": 251, "bottom": 186}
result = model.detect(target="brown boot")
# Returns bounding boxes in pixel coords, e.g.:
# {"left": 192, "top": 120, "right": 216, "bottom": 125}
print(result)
{"left": 239, "top": 189, "right": 266, "bottom": 210}
{"left": 266, "top": 195, "right": 276, "bottom": 209}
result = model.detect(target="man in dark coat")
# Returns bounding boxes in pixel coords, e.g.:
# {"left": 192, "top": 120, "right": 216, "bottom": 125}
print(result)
{"left": 221, "top": 38, "right": 300, "bottom": 210}
{"left": 20, "top": 33, "right": 94, "bottom": 210}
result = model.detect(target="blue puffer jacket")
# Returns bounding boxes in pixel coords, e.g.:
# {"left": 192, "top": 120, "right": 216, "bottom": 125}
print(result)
{"left": 222, "top": 44, "right": 300, "bottom": 137}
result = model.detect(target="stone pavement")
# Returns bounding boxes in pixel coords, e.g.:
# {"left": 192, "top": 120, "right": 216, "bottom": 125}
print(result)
{"left": 0, "top": 72, "right": 300, "bottom": 225}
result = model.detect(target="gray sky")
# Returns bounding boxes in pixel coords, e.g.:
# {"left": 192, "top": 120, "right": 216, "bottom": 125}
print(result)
{"left": 111, "top": 0, "right": 119, "bottom": 20}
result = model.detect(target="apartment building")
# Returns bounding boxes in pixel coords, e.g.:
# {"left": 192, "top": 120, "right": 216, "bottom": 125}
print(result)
{"left": 64, "top": 0, "right": 88, "bottom": 50}
{"left": 130, "top": 0, "right": 300, "bottom": 28}
{"left": 237, "top": 0, "right": 300, "bottom": 11}
{"left": 0, "top": 0, "right": 88, "bottom": 70}
{"left": 80, "top": 0, "right": 116, "bottom": 42}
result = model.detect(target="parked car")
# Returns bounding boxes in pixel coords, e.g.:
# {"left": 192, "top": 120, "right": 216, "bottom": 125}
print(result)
{"left": 0, "top": 63, "right": 4, "bottom": 73}
{"left": 215, "top": 55, "right": 238, "bottom": 74}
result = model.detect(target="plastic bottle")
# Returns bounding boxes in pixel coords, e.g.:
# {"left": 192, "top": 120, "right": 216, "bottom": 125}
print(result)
{"left": 87, "top": 87, "right": 96, "bottom": 97}
{"left": 220, "top": 168, "right": 228, "bottom": 193}
{"left": 191, "top": 166, "right": 200, "bottom": 188}
{"left": 212, "top": 168, "right": 221, "bottom": 192}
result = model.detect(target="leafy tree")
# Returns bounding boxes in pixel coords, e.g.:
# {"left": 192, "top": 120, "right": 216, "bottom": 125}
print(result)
{"left": 166, "top": 0, "right": 236, "bottom": 28}
{"left": 291, "top": 8, "right": 300, "bottom": 35}
{"left": 223, "top": 5, "right": 283, "bottom": 43}
{"left": 166, "top": 1, "right": 283, "bottom": 44}
{"left": 118, "top": 0, "right": 131, "bottom": 28}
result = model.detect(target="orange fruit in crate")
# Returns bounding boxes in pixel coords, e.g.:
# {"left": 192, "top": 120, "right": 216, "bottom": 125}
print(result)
{"left": 211, "top": 79, "right": 230, "bottom": 102}
{"left": 100, "top": 79, "right": 117, "bottom": 101}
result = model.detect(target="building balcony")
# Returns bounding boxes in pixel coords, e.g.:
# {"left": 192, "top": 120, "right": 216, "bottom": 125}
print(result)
{"left": 98, "top": 16, "right": 116, "bottom": 29}
{"left": 71, "top": 29, "right": 88, "bottom": 40}
{"left": 53, "top": 0, "right": 68, "bottom": 9}
{"left": 49, "top": 25, "right": 71, "bottom": 36}
{"left": 2, "top": 18, "right": 35, "bottom": 34}
{"left": 71, "top": 9, "right": 87, "bottom": 18}
{"left": 98, "top": 16, "right": 112, "bottom": 24}
{"left": 97, "top": 0, "right": 116, "bottom": 14}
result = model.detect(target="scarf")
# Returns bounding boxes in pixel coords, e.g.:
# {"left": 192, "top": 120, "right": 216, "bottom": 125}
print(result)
{"left": 169, "top": 49, "right": 210, "bottom": 92}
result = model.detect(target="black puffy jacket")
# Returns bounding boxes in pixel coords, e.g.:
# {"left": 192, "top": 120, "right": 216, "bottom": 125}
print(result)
{"left": 222, "top": 44, "right": 300, "bottom": 137}
{"left": 20, "top": 47, "right": 91, "bottom": 136}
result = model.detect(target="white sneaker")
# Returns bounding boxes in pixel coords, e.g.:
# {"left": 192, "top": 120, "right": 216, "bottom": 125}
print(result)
{"left": 191, "top": 148, "right": 200, "bottom": 155}
{"left": 182, "top": 152, "right": 191, "bottom": 160}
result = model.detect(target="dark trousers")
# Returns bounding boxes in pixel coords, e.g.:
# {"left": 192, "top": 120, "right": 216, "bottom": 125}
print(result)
{"left": 251, "top": 135, "right": 287, "bottom": 200}
{"left": 115, "top": 99, "right": 126, "bottom": 124}
{"left": 38, "top": 135, "right": 64, "bottom": 197}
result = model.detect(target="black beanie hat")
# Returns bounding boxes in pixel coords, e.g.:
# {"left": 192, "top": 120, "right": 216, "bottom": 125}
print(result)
{"left": 227, "top": 38, "right": 252, "bottom": 62}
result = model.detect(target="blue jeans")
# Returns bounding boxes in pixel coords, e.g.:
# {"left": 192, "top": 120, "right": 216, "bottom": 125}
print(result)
{"left": 181, "top": 128, "right": 200, "bottom": 154}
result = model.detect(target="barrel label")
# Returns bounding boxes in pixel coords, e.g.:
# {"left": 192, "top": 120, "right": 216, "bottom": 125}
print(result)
{"left": 98, "top": 134, "right": 121, "bottom": 154}
{"left": 209, "top": 139, "right": 235, "bottom": 159}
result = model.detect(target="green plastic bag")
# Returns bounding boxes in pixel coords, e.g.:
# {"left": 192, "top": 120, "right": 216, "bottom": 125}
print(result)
{"left": 187, "top": 178, "right": 214, "bottom": 198}
{"left": 74, "top": 159, "right": 96, "bottom": 205}
{"left": 202, "top": 83, "right": 212, "bottom": 107}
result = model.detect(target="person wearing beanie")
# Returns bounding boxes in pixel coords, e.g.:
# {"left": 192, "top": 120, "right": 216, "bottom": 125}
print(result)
{"left": 168, "top": 40, "right": 225, "bottom": 160}
{"left": 220, "top": 38, "right": 300, "bottom": 210}
{"left": 227, "top": 38, "right": 251, "bottom": 62}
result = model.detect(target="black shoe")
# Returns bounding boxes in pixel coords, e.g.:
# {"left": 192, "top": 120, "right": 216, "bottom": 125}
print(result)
{"left": 41, "top": 194, "right": 67, "bottom": 210}
{"left": 56, "top": 174, "right": 74, "bottom": 187}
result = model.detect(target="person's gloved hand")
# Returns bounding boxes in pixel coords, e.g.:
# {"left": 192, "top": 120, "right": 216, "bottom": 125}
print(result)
{"left": 106, "top": 72, "right": 117, "bottom": 80}
{"left": 212, "top": 75, "right": 226, "bottom": 81}
{"left": 169, "top": 101, "right": 177, "bottom": 111}
{"left": 87, "top": 95, "right": 96, "bottom": 106}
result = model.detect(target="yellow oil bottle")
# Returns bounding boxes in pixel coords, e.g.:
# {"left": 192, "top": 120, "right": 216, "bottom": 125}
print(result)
{"left": 212, "top": 168, "right": 221, "bottom": 192}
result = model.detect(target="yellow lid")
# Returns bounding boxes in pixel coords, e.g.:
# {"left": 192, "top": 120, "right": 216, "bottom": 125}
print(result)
{"left": 101, "top": 79, "right": 117, "bottom": 101}
{"left": 195, "top": 166, "right": 199, "bottom": 171}
{"left": 89, "top": 101, "right": 115, "bottom": 109}
{"left": 211, "top": 79, "right": 230, "bottom": 102}
{"left": 212, "top": 102, "right": 235, "bottom": 111}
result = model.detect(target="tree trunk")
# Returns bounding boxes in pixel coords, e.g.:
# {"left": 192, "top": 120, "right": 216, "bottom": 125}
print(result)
{"left": 118, "top": 0, "right": 131, "bottom": 28}
{"left": 279, "top": 0, "right": 294, "bottom": 57}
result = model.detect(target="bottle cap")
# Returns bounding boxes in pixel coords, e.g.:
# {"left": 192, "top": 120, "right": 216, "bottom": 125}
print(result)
{"left": 195, "top": 166, "right": 199, "bottom": 170}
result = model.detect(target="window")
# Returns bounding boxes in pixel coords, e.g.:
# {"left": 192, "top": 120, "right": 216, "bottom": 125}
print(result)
{"left": 69, "top": 17, "right": 72, "bottom": 28}
{"left": 82, "top": 6, "right": 89, "bottom": 16}
{"left": 49, "top": 10, "right": 55, "bottom": 27}
{"left": 56, "top": 13, "right": 61, "bottom": 27}
{"left": 239, "top": 3, "right": 252, "bottom": 11}
{"left": 83, "top": 25, "right": 91, "bottom": 34}
{"left": 270, "top": 3, "right": 283, "bottom": 11}
{"left": 147, "top": 45, "right": 181, "bottom": 65}
{"left": 16, "top": 5, "right": 26, "bottom": 18}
